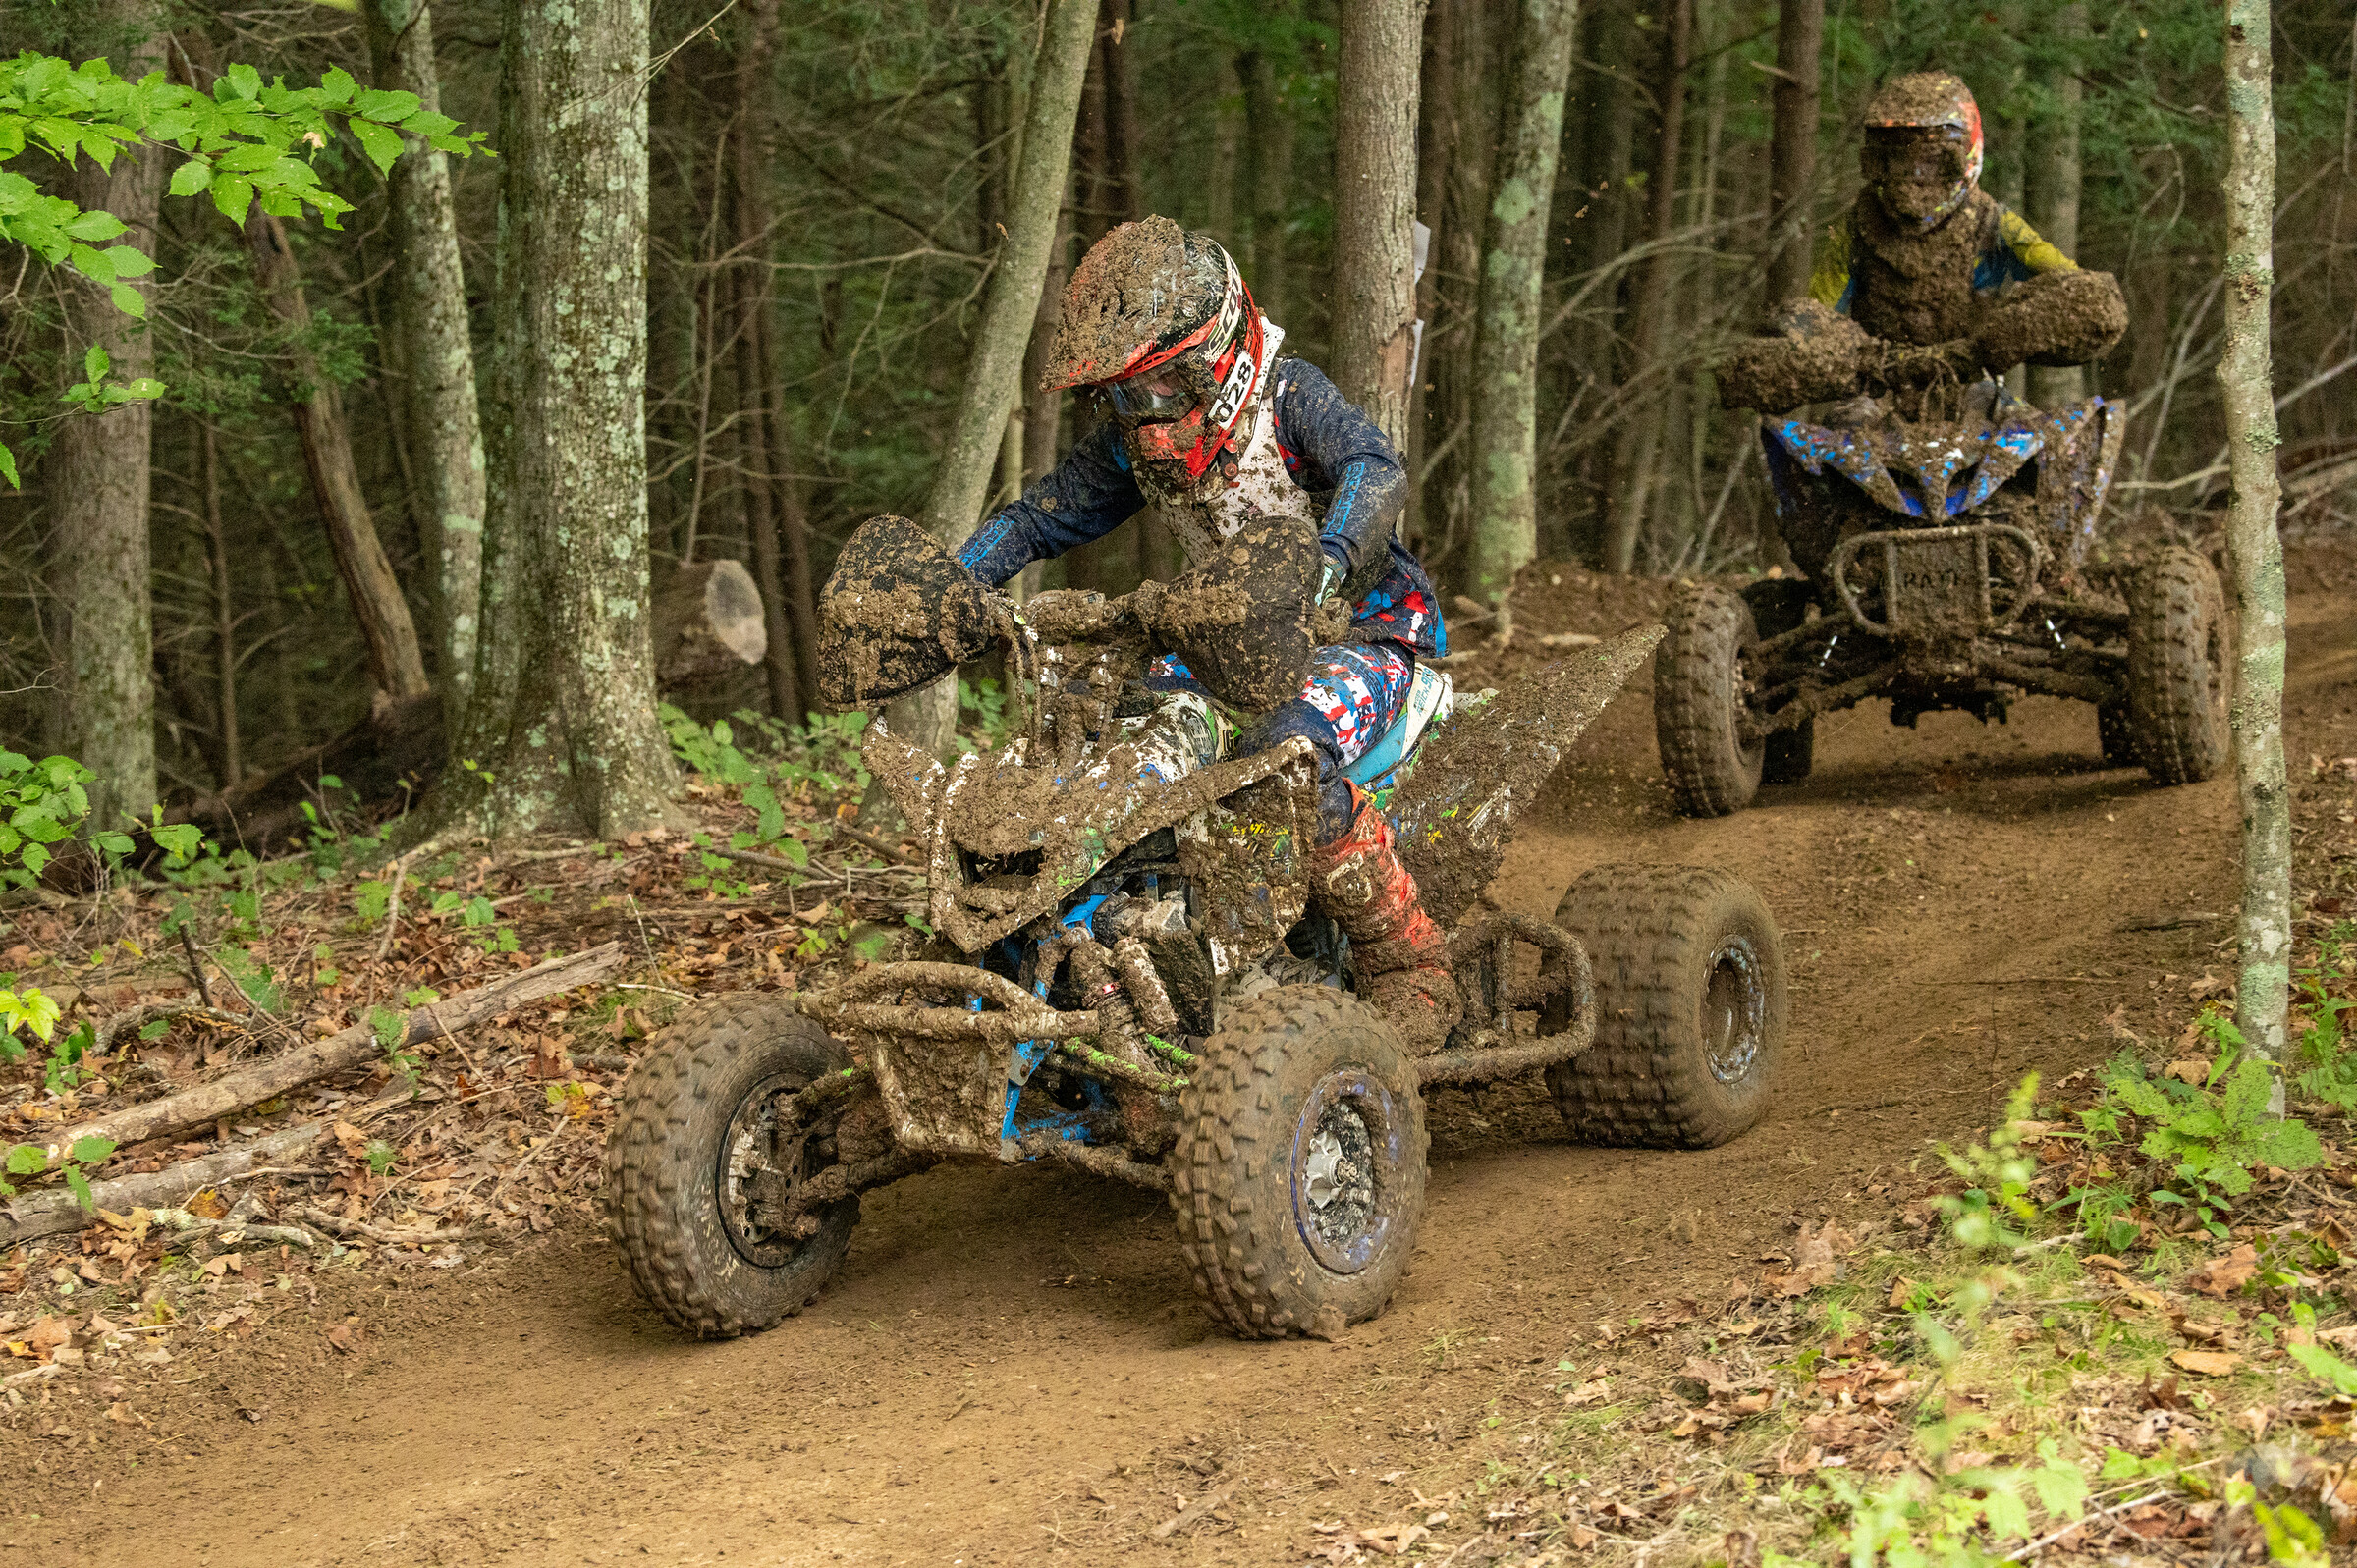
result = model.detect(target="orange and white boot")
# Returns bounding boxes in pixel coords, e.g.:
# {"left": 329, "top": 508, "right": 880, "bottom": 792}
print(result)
{"left": 1303, "top": 786, "right": 1461, "bottom": 1054}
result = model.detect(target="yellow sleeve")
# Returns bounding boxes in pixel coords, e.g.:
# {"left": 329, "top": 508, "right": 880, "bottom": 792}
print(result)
{"left": 1806, "top": 217, "right": 1853, "bottom": 311}
{"left": 1997, "top": 207, "right": 2078, "bottom": 275}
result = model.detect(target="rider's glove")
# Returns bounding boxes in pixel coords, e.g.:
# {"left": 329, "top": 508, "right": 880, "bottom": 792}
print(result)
{"left": 1316, "top": 545, "right": 1348, "bottom": 607}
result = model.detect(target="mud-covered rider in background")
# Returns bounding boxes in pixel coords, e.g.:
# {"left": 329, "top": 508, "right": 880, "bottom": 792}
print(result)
{"left": 1718, "top": 72, "right": 2127, "bottom": 421}
{"left": 951, "top": 215, "right": 1460, "bottom": 1051}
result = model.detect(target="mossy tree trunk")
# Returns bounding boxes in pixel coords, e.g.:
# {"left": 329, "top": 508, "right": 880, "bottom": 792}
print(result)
{"left": 1332, "top": 0, "right": 1428, "bottom": 450}
{"left": 50, "top": 0, "right": 165, "bottom": 832}
{"left": 440, "top": 0, "right": 679, "bottom": 838}
{"left": 885, "top": 0, "right": 1097, "bottom": 763}
{"left": 2220, "top": 0, "right": 2289, "bottom": 1083}
{"left": 1464, "top": 0, "right": 1578, "bottom": 621}
{"left": 365, "top": 0, "right": 485, "bottom": 731}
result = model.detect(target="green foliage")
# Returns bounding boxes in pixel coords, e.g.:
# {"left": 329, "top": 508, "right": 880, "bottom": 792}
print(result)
{"left": 0, "top": 749, "right": 94, "bottom": 887}
{"left": 661, "top": 705, "right": 871, "bottom": 893}
{"left": 1934, "top": 1076, "right": 2041, "bottom": 1252}
{"left": 1828, "top": 1431, "right": 2088, "bottom": 1564}
{"left": 2102, "top": 1018, "right": 2323, "bottom": 1203}
{"left": 370, "top": 1002, "right": 421, "bottom": 1083}
{"left": 213, "top": 946, "right": 283, "bottom": 1014}
{"left": 2285, "top": 1304, "right": 2357, "bottom": 1398}
{"left": 2290, "top": 922, "right": 2357, "bottom": 1111}
{"left": 0, "top": 48, "right": 485, "bottom": 483}
{"left": 957, "top": 676, "right": 1013, "bottom": 752}
{"left": 0, "top": 1132, "right": 116, "bottom": 1210}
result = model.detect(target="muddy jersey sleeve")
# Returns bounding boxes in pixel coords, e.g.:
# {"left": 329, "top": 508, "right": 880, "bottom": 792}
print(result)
{"left": 955, "top": 418, "right": 1145, "bottom": 586}
{"left": 1980, "top": 206, "right": 2077, "bottom": 291}
{"left": 1807, "top": 216, "right": 1858, "bottom": 316}
{"left": 1271, "top": 360, "right": 1407, "bottom": 586}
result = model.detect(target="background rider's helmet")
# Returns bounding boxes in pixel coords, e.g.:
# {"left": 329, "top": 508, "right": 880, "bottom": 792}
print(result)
{"left": 1037, "top": 215, "right": 1267, "bottom": 502}
{"left": 1860, "top": 72, "right": 1984, "bottom": 228}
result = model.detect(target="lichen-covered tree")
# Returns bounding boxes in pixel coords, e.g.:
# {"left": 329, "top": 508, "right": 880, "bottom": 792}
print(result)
{"left": 441, "top": 0, "right": 679, "bottom": 838}
{"left": 2220, "top": 0, "right": 2289, "bottom": 1081}
{"left": 365, "top": 0, "right": 486, "bottom": 730}
{"left": 49, "top": 0, "right": 165, "bottom": 832}
{"left": 2024, "top": 2, "right": 2086, "bottom": 410}
{"left": 884, "top": 0, "right": 1098, "bottom": 763}
{"left": 1464, "top": 0, "right": 1578, "bottom": 621}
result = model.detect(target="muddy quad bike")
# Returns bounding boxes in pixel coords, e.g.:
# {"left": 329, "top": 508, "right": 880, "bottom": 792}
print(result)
{"left": 607, "top": 520, "right": 1786, "bottom": 1340}
{"left": 1656, "top": 384, "right": 2231, "bottom": 817}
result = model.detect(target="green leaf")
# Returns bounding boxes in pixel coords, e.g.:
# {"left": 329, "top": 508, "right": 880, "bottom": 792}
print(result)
{"left": 351, "top": 118, "right": 404, "bottom": 177}
{"left": 68, "top": 1134, "right": 115, "bottom": 1166}
{"left": 168, "top": 156, "right": 211, "bottom": 198}
{"left": 209, "top": 172, "right": 255, "bottom": 225}
{"left": 357, "top": 87, "right": 421, "bottom": 123}
{"left": 100, "top": 243, "right": 153, "bottom": 279}
{"left": 137, "top": 1020, "right": 169, "bottom": 1042}
{"left": 63, "top": 1163, "right": 93, "bottom": 1214}
{"left": 0, "top": 440, "right": 17, "bottom": 490}
{"left": 225, "top": 63, "right": 261, "bottom": 100}
{"left": 4, "top": 1144, "right": 49, "bottom": 1176}
{"left": 82, "top": 345, "right": 110, "bottom": 381}
{"left": 319, "top": 66, "right": 359, "bottom": 106}
{"left": 91, "top": 831, "right": 134, "bottom": 855}
{"left": 62, "top": 208, "right": 126, "bottom": 241}
{"left": 108, "top": 281, "right": 145, "bottom": 318}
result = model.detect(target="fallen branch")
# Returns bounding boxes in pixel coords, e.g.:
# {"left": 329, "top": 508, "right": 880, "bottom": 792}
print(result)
{"left": 0, "top": 1120, "right": 325, "bottom": 1248}
{"left": 149, "top": 1206, "right": 326, "bottom": 1252}
{"left": 52, "top": 942, "right": 626, "bottom": 1157}
{"left": 291, "top": 1204, "right": 485, "bottom": 1246}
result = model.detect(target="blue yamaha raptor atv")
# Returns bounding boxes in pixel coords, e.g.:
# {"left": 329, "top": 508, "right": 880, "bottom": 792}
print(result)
{"left": 606, "top": 516, "right": 1786, "bottom": 1340}
{"left": 1659, "top": 375, "right": 2230, "bottom": 817}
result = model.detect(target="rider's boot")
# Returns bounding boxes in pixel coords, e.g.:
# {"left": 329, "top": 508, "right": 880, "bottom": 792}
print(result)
{"left": 1303, "top": 785, "right": 1461, "bottom": 1054}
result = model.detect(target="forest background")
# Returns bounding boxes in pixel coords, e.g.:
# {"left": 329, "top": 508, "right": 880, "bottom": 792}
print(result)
{"left": 0, "top": 0, "right": 2351, "bottom": 843}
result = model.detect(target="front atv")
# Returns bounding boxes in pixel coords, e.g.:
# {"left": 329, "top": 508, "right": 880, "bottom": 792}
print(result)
{"left": 1656, "top": 394, "right": 2230, "bottom": 817}
{"left": 607, "top": 519, "right": 1789, "bottom": 1340}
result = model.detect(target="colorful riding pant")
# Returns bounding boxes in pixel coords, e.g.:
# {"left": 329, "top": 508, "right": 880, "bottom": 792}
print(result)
{"left": 1146, "top": 641, "right": 1415, "bottom": 844}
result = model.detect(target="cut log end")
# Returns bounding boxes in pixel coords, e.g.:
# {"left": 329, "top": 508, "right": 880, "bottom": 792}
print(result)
{"left": 654, "top": 559, "right": 768, "bottom": 687}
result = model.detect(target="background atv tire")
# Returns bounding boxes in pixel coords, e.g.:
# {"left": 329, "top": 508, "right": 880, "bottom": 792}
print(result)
{"left": 605, "top": 994, "right": 859, "bottom": 1337}
{"left": 1171, "top": 987, "right": 1426, "bottom": 1339}
{"left": 2126, "top": 545, "right": 2230, "bottom": 785}
{"left": 1656, "top": 584, "right": 1765, "bottom": 816}
{"left": 1741, "top": 579, "right": 1817, "bottom": 785}
{"left": 1544, "top": 864, "right": 1786, "bottom": 1149}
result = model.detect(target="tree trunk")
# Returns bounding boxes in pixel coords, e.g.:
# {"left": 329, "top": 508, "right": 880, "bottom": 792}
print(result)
{"left": 242, "top": 209, "right": 433, "bottom": 707}
{"left": 731, "top": 0, "right": 805, "bottom": 722}
{"left": 364, "top": 0, "right": 485, "bottom": 730}
{"left": 201, "top": 423, "right": 241, "bottom": 788}
{"left": 442, "top": 0, "right": 679, "bottom": 838}
{"left": 1463, "top": 0, "right": 1579, "bottom": 619}
{"left": 1763, "top": 0, "right": 1822, "bottom": 304}
{"left": 1404, "top": 0, "right": 1455, "bottom": 550}
{"left": 50, "top": 1, "right": 166, "bottom": 832}
{"left": 1241, "top": 50, "right": 1296, "bottom": 329}
{"left": 1102, "top": 0, "right": 1141, "bottom": 229}
{"left": 2025, "top": 1, "right": 2087, "bottom": 408}
{"left": 1332, "top": 0, "right": 1428, "bottom": 450}
{"left": 885, "top": 0, "right": 1098, "bottom": 762}
{"left": 2220, "top": 0, "right": 2289, "bottom": 1081}
{"left": 1602, "top": 0, "right": 1692, "bottom": 575}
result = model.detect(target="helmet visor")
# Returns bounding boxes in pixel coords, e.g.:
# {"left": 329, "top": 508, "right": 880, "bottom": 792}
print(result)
{"left": 1105, "top": 366, "right": 1199, "bottom": 424}
{"left": 1864, "top": 128, "right": 1973, "bottom": 222}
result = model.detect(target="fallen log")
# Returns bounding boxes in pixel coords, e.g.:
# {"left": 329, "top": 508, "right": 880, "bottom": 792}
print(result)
{"left": 653, "top": 558, "right": 767, "bottom": 686}
{"left": 52, "top": 942, "right": 626, "bottom": 1159}
{"left": 291, "top": 1204, "right": 485, "bottom": 1246}
{"left": 0, "top": 1120, "right": 325, "bottom": 1248}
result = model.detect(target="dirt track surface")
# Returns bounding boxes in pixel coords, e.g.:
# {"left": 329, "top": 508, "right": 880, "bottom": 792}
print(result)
{"left": 21, "top": 556, "right": 2347, "bottom": 1568}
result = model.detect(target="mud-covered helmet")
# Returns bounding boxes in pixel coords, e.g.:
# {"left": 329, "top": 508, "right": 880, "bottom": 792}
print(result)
{"left": 1038, "top": 216, "right": 1268, "bottom": 502}
{"left": 1861, "top": 72, "right": 1983, "bottom": 228}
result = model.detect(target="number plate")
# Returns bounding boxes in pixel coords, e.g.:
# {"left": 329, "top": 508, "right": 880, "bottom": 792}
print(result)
{"left": 1884, "top": 533, "right": 1988, "bottom": 633}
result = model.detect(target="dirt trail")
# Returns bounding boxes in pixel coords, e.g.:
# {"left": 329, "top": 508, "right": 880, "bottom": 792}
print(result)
{"left": 24, "top": 562, "right": 2344, "bottom": 1568}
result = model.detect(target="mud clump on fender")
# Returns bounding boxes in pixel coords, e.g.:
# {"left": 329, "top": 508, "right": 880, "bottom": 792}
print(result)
{"left": 815, "top": 514, "right": 997, "bottom": 710}
{"left": 1717, "top": 299, "right": 1873, "bottom": 415}
{"left": 1973, "top": 268, "right": 2127, "bottom": 372}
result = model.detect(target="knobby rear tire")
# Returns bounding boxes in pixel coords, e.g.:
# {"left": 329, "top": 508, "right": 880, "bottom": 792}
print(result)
{"left": 1656, "top": 584, "right": 1766, "bottom": 817}
{"left": 2125, "top": 545, "right": 2230, "bottom": 786}
{"left": 1543, "top": 864, "right": 1787, "bottom": 1150}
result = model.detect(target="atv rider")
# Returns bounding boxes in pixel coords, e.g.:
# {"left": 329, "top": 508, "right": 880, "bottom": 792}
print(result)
{"left": 954, "top": 215, "right": 1460, "bottom": 1052}
{"left": 1719, "top": 71, "right": 2126, "bottom": 418}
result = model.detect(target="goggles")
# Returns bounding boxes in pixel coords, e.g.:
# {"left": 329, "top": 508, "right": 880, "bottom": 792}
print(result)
{"left": 1105, "top": 367, "right": 1198, "bottom": 423}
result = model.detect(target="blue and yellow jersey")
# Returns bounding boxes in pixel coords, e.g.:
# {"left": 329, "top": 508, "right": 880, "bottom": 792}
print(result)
{"left": 1808, "top": 203, "right": 2076, "bottom": 318}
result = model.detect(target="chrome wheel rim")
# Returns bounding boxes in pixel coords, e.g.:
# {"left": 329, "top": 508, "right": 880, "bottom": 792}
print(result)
{"left": 1702, "top": 939, "right": 1767, "bottom": 1086}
